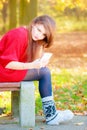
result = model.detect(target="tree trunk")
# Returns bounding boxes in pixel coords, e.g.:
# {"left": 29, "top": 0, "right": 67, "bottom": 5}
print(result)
{"left": 9, "top": 0, "right": 17, "bottom": 29}
{"left": 19, "top": 0, "right": 37, "bottom": 25}
{"left": 29, "top": 0, "right": 38, "bottom": 21}
{"left": 19, "top": 0, "right": 28, "bottom": 25}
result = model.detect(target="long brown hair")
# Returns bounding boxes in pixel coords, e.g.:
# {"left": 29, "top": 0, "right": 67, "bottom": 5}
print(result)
{"left": 26, "top": 15, "right": 56, "bottom": 62}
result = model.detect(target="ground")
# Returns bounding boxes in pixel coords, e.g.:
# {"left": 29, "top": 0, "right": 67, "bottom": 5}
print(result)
{"left": 46, "top": 31, "right": 87, "bottom": 69}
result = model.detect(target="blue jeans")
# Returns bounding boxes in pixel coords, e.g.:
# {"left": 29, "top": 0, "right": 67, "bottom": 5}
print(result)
{"left": 23, "top": 67, "right": 52, "bottom": 98}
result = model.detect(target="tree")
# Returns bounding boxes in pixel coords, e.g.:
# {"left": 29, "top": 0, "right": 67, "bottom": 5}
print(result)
{"left": 19, "top": 0, "right": 38, "bottom": 25}
{"left": 19, "top": 0, "right": 29, "bottom": 25}
{"left": 29, "top": 0, "right": 38, "bottom": 21}
{"left": 1, "top": 0, "right": 8, "bottom": 32}
{"left": 9, "top": 0, "right": 17, "bottom": 29}
{"left": 9, "top": 0, "right": 38, "bottom": 29}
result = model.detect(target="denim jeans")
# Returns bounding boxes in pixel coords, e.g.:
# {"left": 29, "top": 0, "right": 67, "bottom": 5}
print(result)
{"left": 23, "top": 67, "right": 52, "bottom": 98}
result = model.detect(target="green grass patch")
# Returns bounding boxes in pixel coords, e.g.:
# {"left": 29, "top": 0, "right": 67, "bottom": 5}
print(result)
{"left": 0, "top": 68, "right": 87, "bottom": 115}
{"left": 52, "top": 69, "right": 87, "bottom": 112}
{"left": 56, "top": 16, "right": 87, "bottom": 33}
{"left": 0, "top": 91, "right": 11, "bottom": 114}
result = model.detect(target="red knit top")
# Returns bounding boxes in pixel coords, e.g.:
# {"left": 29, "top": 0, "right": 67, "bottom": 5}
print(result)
{"left": 0, "top": 27, "right": 29, "bottom": 82}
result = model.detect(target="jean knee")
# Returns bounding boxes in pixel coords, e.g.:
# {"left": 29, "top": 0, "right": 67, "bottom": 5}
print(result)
{"left": 40, "top": 67, "right": 51, "bottom": 78}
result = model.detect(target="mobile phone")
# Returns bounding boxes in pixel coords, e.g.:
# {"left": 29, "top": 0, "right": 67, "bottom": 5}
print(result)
{"left": 40, "top": 53, "right": 53, "bottom": 61}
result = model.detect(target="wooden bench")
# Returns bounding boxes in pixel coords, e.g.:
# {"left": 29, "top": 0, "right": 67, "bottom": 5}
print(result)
{"left": 0, "top": 81, "right": 35, "bottom": 127}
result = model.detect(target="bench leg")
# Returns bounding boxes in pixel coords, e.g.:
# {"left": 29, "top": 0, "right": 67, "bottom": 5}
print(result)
{"left": 19, "top": 81, "right": 35, "bottom": 127}
{"left": 11, "top": 91, "right": 20, "bottom": 117}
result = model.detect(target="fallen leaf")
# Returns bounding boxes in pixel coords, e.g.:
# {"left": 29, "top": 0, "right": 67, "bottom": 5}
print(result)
{"left": 74, "top": 122, "right": 84, "bottom": 126}
{"left": 40, "top": 127, "right": 44, "bottom": 130}
{"left": 29, "top": 128, "right": 33, "bottom": 130}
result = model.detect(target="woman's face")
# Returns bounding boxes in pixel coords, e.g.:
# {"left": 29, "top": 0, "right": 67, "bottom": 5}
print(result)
{"left": 31, "top": 24, "right": 46, "bottom": 41}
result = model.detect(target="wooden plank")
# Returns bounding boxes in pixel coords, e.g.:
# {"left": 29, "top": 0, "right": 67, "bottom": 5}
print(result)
{"left": 0, "top": 82, "right": 21, "bottom": 91}
{"left": 0, "top": 88, "right": 20, "bottom": 91}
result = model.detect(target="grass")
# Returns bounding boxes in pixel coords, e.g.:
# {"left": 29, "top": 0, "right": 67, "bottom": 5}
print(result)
{"left": 34, "top": 68, "right": 87, "bottom": 115}
{"left": 0, "top": 91, "right": 11, "bottom": 114}
{"left": 55, "top": 16, "right": 87, "bottom": 33}
{"left": 52, "top": 68, "right": 87, "bottom": 113}
{"left": 0, "top": 68, "right": 87, "bottom": 115}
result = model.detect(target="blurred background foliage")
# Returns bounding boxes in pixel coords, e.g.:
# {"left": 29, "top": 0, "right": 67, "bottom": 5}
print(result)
{"left": 0, "top": 0, "right": 87, "bottom": 34}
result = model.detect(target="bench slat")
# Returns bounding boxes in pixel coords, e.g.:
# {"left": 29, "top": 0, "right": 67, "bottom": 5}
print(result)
{"left": 0, "top": 82, "right": 21, "bottom": 91}
{"left": 0, "top": 88, "right": 20, "bottom": 91}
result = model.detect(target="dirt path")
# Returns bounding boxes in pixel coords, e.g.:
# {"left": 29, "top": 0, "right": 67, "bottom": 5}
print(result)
{"left": 46, "top": 32, "right": 87, "bottom": 69}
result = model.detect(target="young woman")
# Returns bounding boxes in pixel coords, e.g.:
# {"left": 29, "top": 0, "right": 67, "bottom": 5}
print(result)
{"left": 0, "top": 15, "right": 74, "bottom": 125}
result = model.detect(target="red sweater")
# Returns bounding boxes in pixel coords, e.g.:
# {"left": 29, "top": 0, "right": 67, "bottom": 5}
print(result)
{"left": 0, "top": 27, "right": 28, "bottom": 82}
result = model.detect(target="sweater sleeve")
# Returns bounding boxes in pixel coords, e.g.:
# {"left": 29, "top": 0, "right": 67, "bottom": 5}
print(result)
{"left": 0, "top": 28, "right": 28, "bottom": 67}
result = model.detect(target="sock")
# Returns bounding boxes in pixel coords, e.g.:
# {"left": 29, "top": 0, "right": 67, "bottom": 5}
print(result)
{"left": 42, "top": 96, "right": 58, "bottom": 123}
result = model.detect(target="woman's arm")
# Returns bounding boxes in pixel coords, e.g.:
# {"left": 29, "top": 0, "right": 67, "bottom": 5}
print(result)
{"left": 5, "top": 58, "right": 49, "bottom": 70}
{"left": 5, "top": 61, "right": 34, "bottom": 70}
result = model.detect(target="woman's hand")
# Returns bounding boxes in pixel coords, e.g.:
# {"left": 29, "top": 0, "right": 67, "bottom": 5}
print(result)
{"left": 32, "top": 52, "right": 52, "bottom": 68}
{"left": 32, "top": 58, "right": 49, "bottom": 69}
